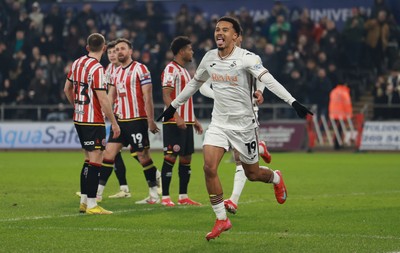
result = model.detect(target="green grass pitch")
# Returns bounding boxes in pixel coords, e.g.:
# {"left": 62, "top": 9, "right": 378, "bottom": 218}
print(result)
{"left": 0, "top": 151, "right": 399, "bottom": 253}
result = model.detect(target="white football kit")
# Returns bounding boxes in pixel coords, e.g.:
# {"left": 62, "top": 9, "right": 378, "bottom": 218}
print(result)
{"left": 172, "top": 46, "right": 295, "bottom": 164}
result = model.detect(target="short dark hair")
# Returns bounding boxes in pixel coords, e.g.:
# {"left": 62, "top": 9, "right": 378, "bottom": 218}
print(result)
{"left": 107, "top": 40, "right": 117, "bottom": 50}
{"left": 115, "top": 38, "right": 132, "bottom": 49}
{"left": 217, "top": 16, "right": 242, "bottom": 36}
{"left": 170, "top": 36, "right": 191, "bottom": 55}
{"left": 87, "top": 33, "right": 105, "bottom": 52}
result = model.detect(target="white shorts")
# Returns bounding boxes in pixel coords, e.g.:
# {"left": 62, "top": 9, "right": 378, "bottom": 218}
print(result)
{"left": 203, "top": 124, "right": 259, "bottom": 164}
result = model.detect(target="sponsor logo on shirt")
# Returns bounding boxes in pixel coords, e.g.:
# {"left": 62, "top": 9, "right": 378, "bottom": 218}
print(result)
{"left": 211, "top": 73, "right": 238, "bottom": 83}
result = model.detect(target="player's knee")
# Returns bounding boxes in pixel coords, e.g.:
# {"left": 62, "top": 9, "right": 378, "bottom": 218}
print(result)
{"left": 246, "top": 171, "right": 258, "bottom": 181}
{"left": 203, "top": 163, "right": 217, "bottom": 178}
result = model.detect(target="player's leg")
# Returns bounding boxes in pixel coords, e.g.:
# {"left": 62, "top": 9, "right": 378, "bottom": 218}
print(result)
{"left": 97, "top": 142, "right": 123, "bottom": 202}
{"left": 78, "top": 157, "right": 89, "bottom": 213}
{"left": 225, "top": 149, "right": 246, "bottom": 214}
{"left": 241, "top": 161, "right": 287, "bottom": 204}
{"left": 160, "top": 154, "right": 176, "bottom": 206}
{"left": 177, "top": 154, "right": 201, "bottom": 206}
{"left": 176, "top": 125, "right": 201, "bottom": 206}
{"left": 203, "top": 144, "right": 232, "bottom": 240}
{"left": 232, "top": 128, "right": 286, "bottom": 204}
{"left": 108, "top": 151, "right": 131, "bottom": 198}
{"left": 203, "top": 125, "right": 232, "bottom": 241}
{"left": 258, "top": 140, "right": 272, "bottom": 163}
{"left": 135, "top": 148, "right": 160, "bottom": 204}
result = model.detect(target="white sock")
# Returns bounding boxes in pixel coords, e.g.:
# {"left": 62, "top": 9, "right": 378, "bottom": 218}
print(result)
{"left": 212, "top": 202, "right": 227, "bottom": 220}
{"left": 162, "top": 195, "right": 171, "bottom": 200}
{"left": 149, "top": 186, "right": 159, "bottom": 199}
{"left": 87, "top": 198, "right": 97, "bottom": 209}
{"left": 179, "top": 194, "right": 188, "bottom": 200}
{"left": 120, "top": 185, "right": 129, "bottom": 192}
{"left": 80, "top": 194, "right": 87, "bottom": 205}
{"left": 97, "top": 185, "right": 105, "bottom": 196}
{"left": 230, "top": 165, "right": 247, "bottom": 204}
{"left": 272, "top": 170, "right": 280, "bottom": 184}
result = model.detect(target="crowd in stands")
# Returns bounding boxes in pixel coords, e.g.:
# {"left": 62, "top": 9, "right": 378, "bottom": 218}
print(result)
{"left": 0, "top": 0, "right": 399, "bottom": 120}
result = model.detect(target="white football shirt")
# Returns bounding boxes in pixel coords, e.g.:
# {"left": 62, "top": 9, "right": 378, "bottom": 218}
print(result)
{"left": 173, "top": 46, "right": 295, "bottom": 130}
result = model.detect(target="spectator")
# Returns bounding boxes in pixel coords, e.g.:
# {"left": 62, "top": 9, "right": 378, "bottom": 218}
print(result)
{"left": 342, "top": 8, "right": 365, "bottom": 68}
{"left": 372, "top": 75, "right": 388, "bottom": 119}
{"left": 29, "top": 2, "right": 44, "bottom": 36}
{"left": 38, "top": 24, "right": 60, "bottom": 56}
{"left": 28, "top": 67, "right": 50, "bottom": 105}
{"left": 320, "top": 20, "right": 340, "bottom": 64}
{"left": 309, "top": 68, "right": 333, "bottom": 117}
{"left": 269, "top": 14, "right": 290, "bottom": 45}
{"left": 0, "top": 78, "right": 16, "bottom": 105}
{"left": 329, "top": 82, "right": 353, "bottom": 150}
{"left": 44, "top": 4, "right": 64, "bottom": 41}
{"left": 364, "top": 10, "right": 390, "bottom": 74}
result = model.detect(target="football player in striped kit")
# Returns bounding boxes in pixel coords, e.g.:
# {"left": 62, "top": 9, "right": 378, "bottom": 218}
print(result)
{"left": 101, "top": 38, "right": 161, "bottom": 204}
{"left": 159, "top": 36, "right": 203, "bottom": 207}
{"left": 64, "top": 33, "right": 120, "bottom": 214}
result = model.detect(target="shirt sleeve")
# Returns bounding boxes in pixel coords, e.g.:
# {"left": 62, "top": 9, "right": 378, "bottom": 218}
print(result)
{"left": 161, "top": 66, "right": 175, "bottom": 88}
{"left": 199, "top": 79, "right": 215, "bottom": 99}
{"left": 138, "top": 64, "right": 152, "bottom": 85}
{"left": 92, "top": 66, "right": 107, "bottom": 90}
{"left": 244, "top": 53, "right": 296, "bottom": 105}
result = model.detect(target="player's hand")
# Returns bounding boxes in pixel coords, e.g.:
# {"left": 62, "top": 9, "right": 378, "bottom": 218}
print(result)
{"left": 253, "top": 90, "right": 264, "bottom": 105}
{"left": 148, "top": 120, "right": 160, "bottom": 134}
{"left": 176, "top": 115, "right": 187, "bottom": 129}
{"left": 111, "top": 123, "right": 121, "bottom": 138}
{"left": 292, "top": 100, "right": 313, "bottom": 118}
{"left": 156, "top": 104, "right": 177, "bottom": 122}
{"left": 194, "top": 119, "right": 203, "bottom": 134}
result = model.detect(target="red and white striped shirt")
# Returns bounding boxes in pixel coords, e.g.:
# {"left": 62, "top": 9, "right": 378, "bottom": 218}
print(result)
{"left": 67, "top": 55, "right": 107, "bottom": 124}
{"left": 112, "top": 61, "right": 152, "bottom": 120}
{"left": 105, "top": 63, "right": 119, "bottom": 114}
{"left": 161, "top": 61, "right": 194, "bottom": 123}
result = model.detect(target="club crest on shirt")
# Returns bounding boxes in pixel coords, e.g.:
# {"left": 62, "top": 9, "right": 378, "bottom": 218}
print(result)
{"left": 229, "top": 61, "right": 237, "bottom": 68}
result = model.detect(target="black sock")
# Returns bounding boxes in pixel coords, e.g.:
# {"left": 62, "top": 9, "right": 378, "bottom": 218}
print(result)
{"left": 161, "top": 158, "right": 175, "bottom": 196}
{"left": 99, "top": 159, "right": 114, "bottom": 186}
{"left": 142, "top": 159, "right": 157, "bottom": 187}
{"left": 80, "top": 160, "right": 89, "bottom": 195}
{"left": 179, "top": 163, "right": 191, "bottom": 194}
{"left": 87, "top": 162, "right": 101, "bottom": 198}
{"left": 114, "top": 152, "right": 127, "bottom": 186}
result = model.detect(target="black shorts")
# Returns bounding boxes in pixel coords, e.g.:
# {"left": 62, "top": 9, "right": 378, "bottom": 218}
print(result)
{"left": 108, "top": 119, "right": 150, "bottom": 152}
{"left": 74, "top": 123, "right": 106, "bottom": 151}
{"left": 162, "top": 123, "right": 194, "bottom": 156}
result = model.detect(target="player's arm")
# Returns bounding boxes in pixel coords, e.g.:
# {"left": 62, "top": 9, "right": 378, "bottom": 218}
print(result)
{"left": 95, "top": 89, "right": 120, "bottom": 138}
{"left": 63, "top": 79, "right": 74, "bottom": 106}
{"left": 199, "top": 79, "right": 215, "bottom": 99}
{"left": 107, "top": 84, "right": 117, "bottom": 106}
{"left": 162, "top": 87, "right": 186, "bottom": 129}
{"left": 245, "top": 54, "right": 312, "bottom": 118}
{"left": 142, "top": 83, "right": 160, "bottom": 134}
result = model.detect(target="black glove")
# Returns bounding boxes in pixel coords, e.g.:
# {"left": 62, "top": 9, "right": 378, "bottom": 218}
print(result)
{"left": 156, "top": 104, "right": 177, "bottom": 122}
{"left": 292, "top": 101, "right": 313, "bottom": 118}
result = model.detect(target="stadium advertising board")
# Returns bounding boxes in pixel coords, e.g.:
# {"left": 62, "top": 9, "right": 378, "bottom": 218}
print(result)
{"left": 360, "top": 121, "right": 400, "bottom": 151}
{"left": 258, "top": 122, "right": 305, "bottom": 151}
{"left": 0, "top": 122, "right": 208, "bottom": 150}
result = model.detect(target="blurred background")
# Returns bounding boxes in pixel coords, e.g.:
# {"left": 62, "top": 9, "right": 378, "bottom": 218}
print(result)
{"left": 0, "top": 0, "right": 399, "bottom": 151}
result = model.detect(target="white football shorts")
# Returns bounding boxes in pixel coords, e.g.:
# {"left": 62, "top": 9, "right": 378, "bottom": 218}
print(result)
{"left": 203, "top": 124, "right": 259, "bottom": 164}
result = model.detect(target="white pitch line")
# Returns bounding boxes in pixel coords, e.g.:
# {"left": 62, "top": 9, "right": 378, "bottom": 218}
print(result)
{"left": 3, "top": 225, "right": 400, "bottom": 241}
{"left": 0, "top": 190, "right": 399, "bottom": 223}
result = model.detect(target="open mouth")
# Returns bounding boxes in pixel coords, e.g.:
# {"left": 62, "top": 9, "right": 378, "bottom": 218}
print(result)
{"left": 216, "top": 36, "right": 224, "bottom": 47}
